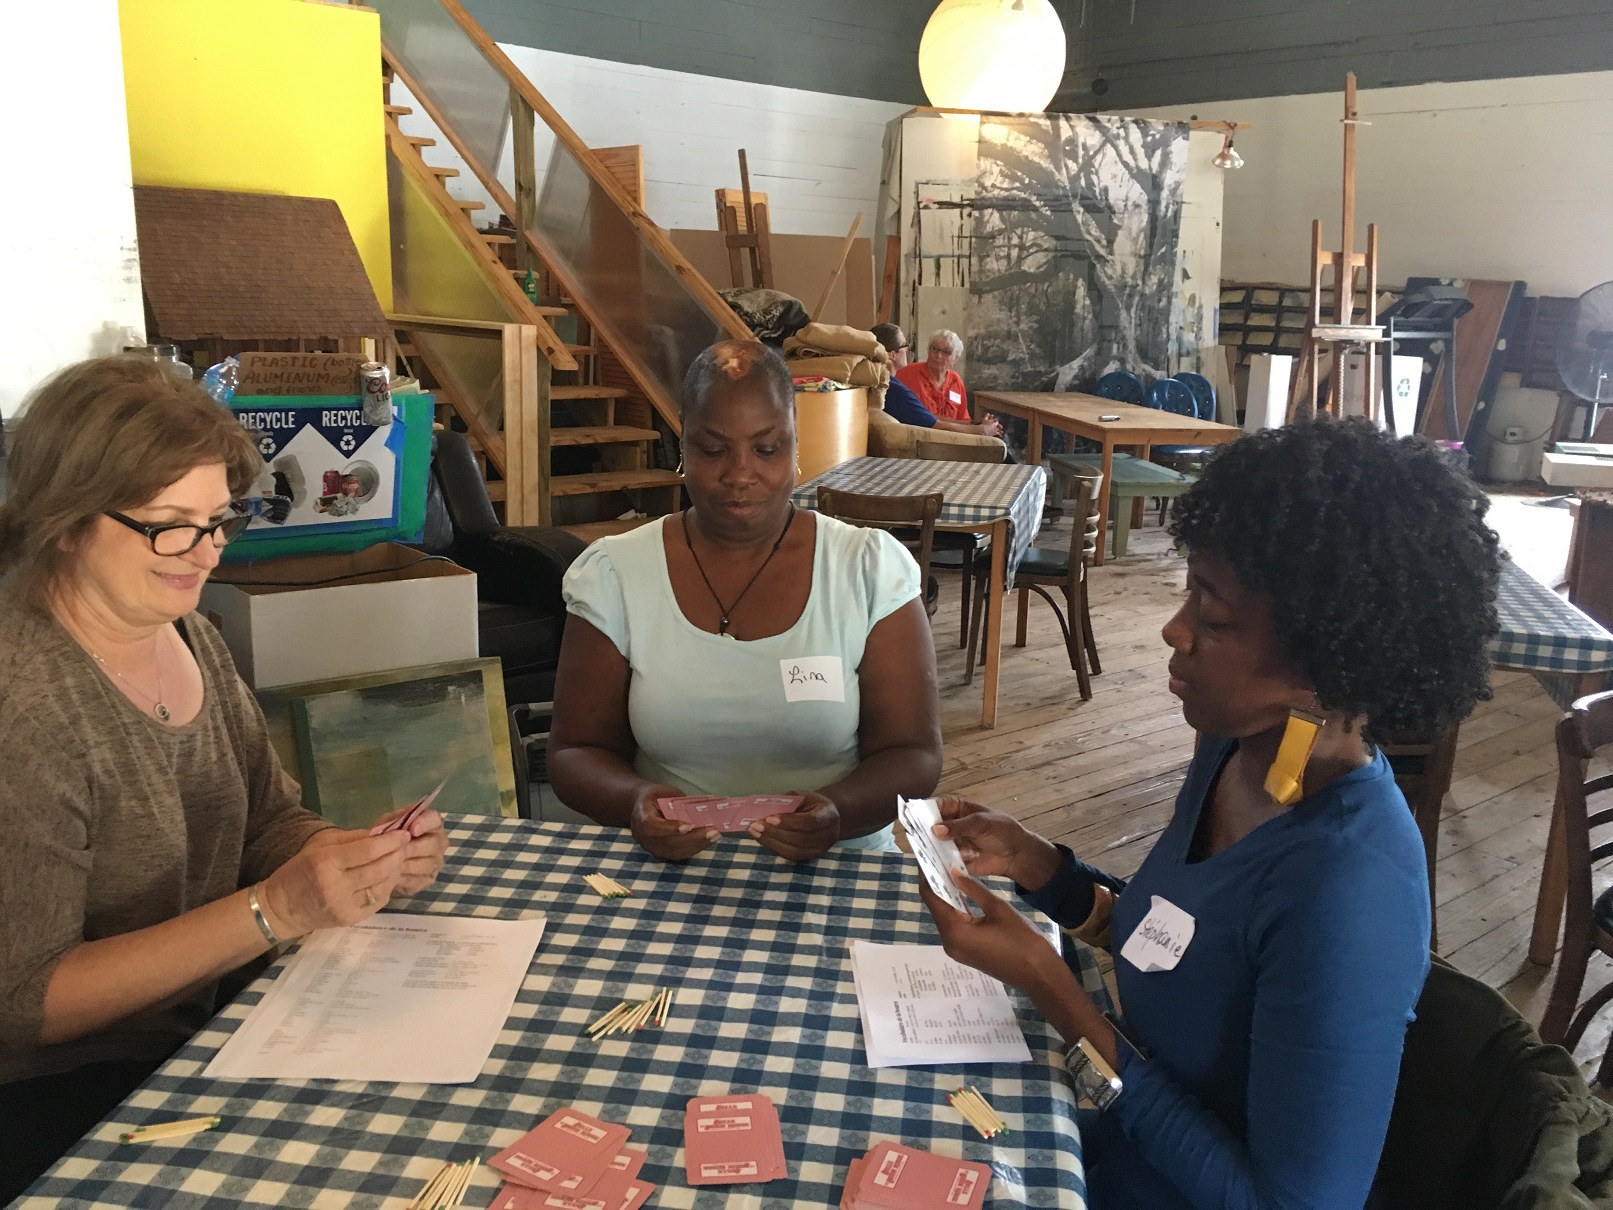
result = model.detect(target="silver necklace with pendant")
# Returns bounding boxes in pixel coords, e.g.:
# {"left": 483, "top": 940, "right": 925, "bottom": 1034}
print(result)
{"left": 90, "top": 635, "right": 171, "bottom": 722}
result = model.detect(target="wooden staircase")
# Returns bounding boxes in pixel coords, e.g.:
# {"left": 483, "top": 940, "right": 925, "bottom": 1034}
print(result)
{"left": 382, "top": 73, "right": 682, "bottom": 537}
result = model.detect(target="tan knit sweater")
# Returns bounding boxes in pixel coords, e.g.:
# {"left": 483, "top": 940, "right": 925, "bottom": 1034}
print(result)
{"left": 0, "top": 588, "right": 328, "bottom": 1084}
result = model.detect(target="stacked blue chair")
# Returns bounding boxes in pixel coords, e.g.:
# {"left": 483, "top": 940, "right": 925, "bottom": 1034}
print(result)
{"left": 1173, "top": 372, "right": 1217, "bottom": 423}
{"left": 1143, "top": 379, "right": 1213, "bottom": 520}
{"left": 1094, "top": 370, "right": 1145, "bottom": 405}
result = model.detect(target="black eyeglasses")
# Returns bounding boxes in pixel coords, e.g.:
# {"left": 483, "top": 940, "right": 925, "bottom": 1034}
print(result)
{"left": 105, "top": 506, "right": 253, "bottom": 556}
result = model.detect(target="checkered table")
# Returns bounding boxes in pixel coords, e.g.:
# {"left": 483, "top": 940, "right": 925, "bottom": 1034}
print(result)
{"left": 1493, "top": 556, "right": 1613, "bottom": 709}
{"left": 26, "top": 819, "right": 1100, "bottom": 1208}
{"left": 793, "top": 457, "right": 1048, "bottom": 584}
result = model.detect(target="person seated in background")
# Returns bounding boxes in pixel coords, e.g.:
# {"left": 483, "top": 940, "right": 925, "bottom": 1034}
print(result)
{"left": 548, "top": 340, "right": 941, "bottom": 862}
{"left": 916, "top": 419, "right": 1501, "bottom": 1210}
{"left": 894, "top": 328, "right": 973, "bottom": 423}
{"left": 0, "top": 358, "right": 449, "bottom": 1203}
{"left": 872, "top": 324, "right": 1002, "bottom": 439}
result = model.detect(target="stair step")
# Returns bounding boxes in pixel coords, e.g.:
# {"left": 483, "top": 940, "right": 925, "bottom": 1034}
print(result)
{"left": 480, "top": 233, "right": 516, "bottom": 245}
{"left": 550, "top": 426, "right": 659, "bottom": 447}
{"left": 552, "top": 385, "right": 628, "bottom": 401}
{"left": 455, "top": 199, "right": 486, "bottom": 211}
{"left": 429, "top": 165, "right": 460, "bottom": 179}
{"left": 384, "top": 103, "right": 412, "bottom": 116}
{"left": 566, "top": 344, "right": 599, "bottom": 357}
{"left": 405, "top": 135, "right": 435, "bottom": 148}
{"left": 548, "top": 469, "right": 683, "bottom": 498}
{"left": 562, "top": 519, "right": 656, "bottom": 542}
{"left": 485, "top": 479, "right": 506, "bottom": 502}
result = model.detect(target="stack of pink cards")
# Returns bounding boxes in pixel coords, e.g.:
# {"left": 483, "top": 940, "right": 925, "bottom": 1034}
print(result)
{"left": 840, "top": 1141, "right": 991, "bottom": 1210}
{"left": 488, "top": 1109, "right": 653, "bottom": 1210}
{"left": 658, "top": 795, "right": 805, "bottom": 833}
{"left": 683, "top": 1093, "right": 787, "bottom": 1185}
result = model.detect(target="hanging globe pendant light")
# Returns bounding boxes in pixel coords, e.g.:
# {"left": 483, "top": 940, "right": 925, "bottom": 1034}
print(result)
{"left": 918, "top": 0, "right": 1068, "bottom": 114}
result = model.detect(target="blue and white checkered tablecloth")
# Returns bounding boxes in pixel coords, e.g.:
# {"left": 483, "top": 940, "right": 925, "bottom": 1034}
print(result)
{"left": 794, "top": 457, "right": 1047, "bottom": 585}
{"left": 26, "top": 819, "right": 1101, "bottom": 1209}
{"left": 1492, "top": 556, "right": 1613, "bottom": 677}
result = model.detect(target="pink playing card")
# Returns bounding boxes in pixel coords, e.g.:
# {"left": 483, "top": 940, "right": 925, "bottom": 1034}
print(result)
{"left": 851, "top": 1142, "right": 990, "bottom": 1210}
{"left": 683, "top": 1094, "right": 786, "bottom": 1184}
{"left": 489, "top": 1109, "right": 631, "bottom": 1195}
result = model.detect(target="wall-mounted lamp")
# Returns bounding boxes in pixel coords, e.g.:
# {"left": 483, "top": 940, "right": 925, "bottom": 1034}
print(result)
{"left": 918, "top": 0, "right": 1067, "bottom": 114}
{"left": 1212, "top": 133, "right": 1244, "bottom": 170}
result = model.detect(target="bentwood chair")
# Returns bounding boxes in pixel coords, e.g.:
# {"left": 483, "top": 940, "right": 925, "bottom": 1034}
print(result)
{"left": 965, "top": 472, "right": 1102, "bottom": 699}
{"left": 915, "top": 438, "right": 1002, "bottom": 647}
{"left": 816, "top": 487, "right": 942, "bottom": 616}
{"left": 1539, "top": 690, "right": 1613, "bottom": 1083}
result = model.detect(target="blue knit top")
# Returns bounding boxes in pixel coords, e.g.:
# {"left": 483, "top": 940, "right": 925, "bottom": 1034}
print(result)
{"left": 1021, "top": 736, "right": 1430, "bottom": 1209}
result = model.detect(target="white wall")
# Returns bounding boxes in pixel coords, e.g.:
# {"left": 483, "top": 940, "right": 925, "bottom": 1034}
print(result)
{"left": 1, "top": 2, "right": 145, "bottom": 417}
{"left": 397, "top": 44, "right": 906, "bottom": 239}
{"left": 1133, "top": 70, "right": 1613, "bottom": 298}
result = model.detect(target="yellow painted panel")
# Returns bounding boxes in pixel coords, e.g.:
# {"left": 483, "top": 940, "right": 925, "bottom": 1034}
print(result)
{"left": 119, "top": 0, "right": 392, "bottom": 308}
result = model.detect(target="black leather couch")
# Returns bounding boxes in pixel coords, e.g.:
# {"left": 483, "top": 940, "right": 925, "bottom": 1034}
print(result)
{"left": 418, "top": 430, "right": 586, "bottom": 706}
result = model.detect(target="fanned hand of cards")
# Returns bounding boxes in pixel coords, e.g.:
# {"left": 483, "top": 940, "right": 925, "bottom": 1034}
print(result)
{"left": 371, "top": 780, "right": 447, "bottom": 837}
{"left": 658, "top": 794, "right": 804, "bottom": 833}
{"left": 488, "top": 1109, "right": 653, "bottom": 1210}
{"left": 896, "top": 796, "right": 978, "bottom": 917}
{"left": 683, "top": 1093, "right": 786, "bottom": 1186}
{"left": 841, "top": 1141, "right": 991, "bottom": 1210}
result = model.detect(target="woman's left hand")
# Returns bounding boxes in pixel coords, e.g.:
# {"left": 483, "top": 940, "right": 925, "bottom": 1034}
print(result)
{"left": 748, "top": 791, "right": 840, "bottom": 862}
{"left": 918, "top": 868, "right": 1058, "bottom": 995}
{"left": 368, "top": 806, "right": 450, "bottom": 897}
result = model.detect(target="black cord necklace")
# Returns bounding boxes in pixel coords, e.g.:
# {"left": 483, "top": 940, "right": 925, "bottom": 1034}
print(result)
{"left": 682, "top": 504, "right": 797, "bottom": 637}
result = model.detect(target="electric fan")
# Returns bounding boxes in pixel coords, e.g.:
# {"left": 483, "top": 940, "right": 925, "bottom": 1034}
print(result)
{"left": 1556, "top": 282, "right": 1613, "bottom": 440}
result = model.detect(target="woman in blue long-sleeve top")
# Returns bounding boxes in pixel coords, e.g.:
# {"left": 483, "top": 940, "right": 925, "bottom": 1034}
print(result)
{"left": 920, "top": 419, "right": 1501, "bottom": 1209}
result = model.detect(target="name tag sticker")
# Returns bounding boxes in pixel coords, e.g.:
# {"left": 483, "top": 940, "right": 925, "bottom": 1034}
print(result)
{"left": 780, "top": 656, "right": 845, "bottom": 703}
{"left": 1119, "top": 895, "right": 1196, "bottom": 973}
{"left": 948, "top": 390, "right": 963, "bottom": 403}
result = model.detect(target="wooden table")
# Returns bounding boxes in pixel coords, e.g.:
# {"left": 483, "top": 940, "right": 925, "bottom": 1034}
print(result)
{"left": 978, "top": 392, "right": 1243, "bottom": 564}
{"left": 794, "top": 457, "right": 1047, "bottom": 728}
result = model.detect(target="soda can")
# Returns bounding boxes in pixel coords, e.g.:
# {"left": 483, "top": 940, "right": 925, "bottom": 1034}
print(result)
{"left": 359, "top": 362, "right": 393, "bottom": 426}
{"left": 322, "top": 469, "right": 343, "bottom": 497}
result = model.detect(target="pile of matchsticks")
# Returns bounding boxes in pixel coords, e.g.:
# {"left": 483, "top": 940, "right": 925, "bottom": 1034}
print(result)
{"left": 583, "top": 873, "right": 632, "bottom": 899}
{"left": 947, "top": 1086, "right": 1009, "bottom": 1139}
{"left": 407, "top": 1157, "right": 479, "bottom": 1209}
{"left": 586, "top": 989, "right": 672, "bottom": 1039}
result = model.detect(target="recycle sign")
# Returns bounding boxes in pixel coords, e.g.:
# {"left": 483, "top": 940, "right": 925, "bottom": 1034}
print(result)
{"left": 257, "top": 433, "right": 278, "bottom": 458}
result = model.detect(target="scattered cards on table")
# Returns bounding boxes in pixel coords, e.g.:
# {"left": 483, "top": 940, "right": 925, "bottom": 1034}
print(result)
{"left": 657, "top": 794, "right": 805, "bottom": 832}
{"left": 683, "top": 1093, "right": 786, "bottom": 1186}
{"left": 896, "top": 796, "right": 977, "bottom": 916}
{"left": 488, "top": 1108, "right": 653, "bottom": 1210}
{"left": 371, "top": 780, "right": 447, "bottom": 836}
{"left": 841, "top": 1141, "right": 991, "bottom": 1210}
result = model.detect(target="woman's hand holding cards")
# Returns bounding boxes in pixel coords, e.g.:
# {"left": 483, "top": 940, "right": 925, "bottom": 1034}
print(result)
{"left": 930, "top": 796, "right": 1063, "bottom": 891}
{"left": 748, "top": 791, "right": 840, "bottom": 862}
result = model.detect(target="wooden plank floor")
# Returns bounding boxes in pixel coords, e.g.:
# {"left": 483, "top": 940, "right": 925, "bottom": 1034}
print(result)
{"left": 928, "top": 507, "right": 1610, "bottom": 1078}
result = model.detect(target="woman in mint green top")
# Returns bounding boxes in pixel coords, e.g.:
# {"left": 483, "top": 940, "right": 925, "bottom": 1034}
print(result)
{"left": 549, "top": 340, "right": 942, "bottom": 862}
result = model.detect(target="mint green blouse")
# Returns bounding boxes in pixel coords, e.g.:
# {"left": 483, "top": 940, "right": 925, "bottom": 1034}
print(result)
{"left": 561, "top": 514, "right": 921, "bottom": 851}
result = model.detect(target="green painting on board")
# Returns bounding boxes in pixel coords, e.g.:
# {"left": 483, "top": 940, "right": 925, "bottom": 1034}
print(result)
{"left": 278, "top": 660, "right": 515, "bottom": 828}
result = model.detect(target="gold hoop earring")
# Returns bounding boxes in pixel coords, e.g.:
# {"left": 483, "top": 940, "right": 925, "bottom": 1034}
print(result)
{"left": 1264, "top": 706, "right": 1324, "bottom": 806}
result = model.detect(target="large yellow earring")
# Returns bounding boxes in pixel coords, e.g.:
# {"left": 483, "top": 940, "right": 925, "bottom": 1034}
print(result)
{"left": 1264, "top": 708, "right": 1324, "bottom": 806}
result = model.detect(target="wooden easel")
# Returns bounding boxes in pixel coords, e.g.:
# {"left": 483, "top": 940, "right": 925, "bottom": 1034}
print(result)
{"left": 1290, "top": 73, "right": 1385, "bottom": 421}
{"left": 715, "top": 149, "right": 774, "bottom": 290}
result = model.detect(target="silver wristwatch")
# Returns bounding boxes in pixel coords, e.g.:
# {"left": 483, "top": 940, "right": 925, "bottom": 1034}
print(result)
{"left": 1064, "top": 1036, "right": 1123, "bottom": 1111}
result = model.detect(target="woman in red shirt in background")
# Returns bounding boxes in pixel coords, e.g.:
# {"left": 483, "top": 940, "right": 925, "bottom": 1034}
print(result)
{"left": 895, "top": 329, "right": 971, "bottom": 422}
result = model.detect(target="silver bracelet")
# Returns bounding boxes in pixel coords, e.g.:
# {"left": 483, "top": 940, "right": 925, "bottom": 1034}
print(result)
{"left": 248, "top": 883, "right": 282, "bottom": 946}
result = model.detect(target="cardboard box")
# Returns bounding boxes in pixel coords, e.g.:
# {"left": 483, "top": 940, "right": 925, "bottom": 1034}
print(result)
{"left": 200, "top": 543, "right": 478, "bottom": 689}
{"left": 1542, "top": 451, "right": 1613, "bottom": 490}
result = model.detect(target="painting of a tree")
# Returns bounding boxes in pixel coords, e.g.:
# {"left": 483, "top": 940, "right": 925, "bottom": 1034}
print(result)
{"left": 970, "top": 115, "right": 1189, "bottom": 392}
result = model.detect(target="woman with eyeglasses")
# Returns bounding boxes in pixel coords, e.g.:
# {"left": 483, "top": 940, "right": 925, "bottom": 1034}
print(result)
{"left": 0, "top": 357, "right": 449, "bottom": 1201}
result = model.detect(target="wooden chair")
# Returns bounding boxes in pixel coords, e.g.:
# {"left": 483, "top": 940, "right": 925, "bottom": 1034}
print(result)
{"left": 816, "top": 487, "right": 942, "bottom": 614}
{"left": 965, "top": 473, "right": 1102, "bottom": 699}
{"left": 914, "top": 438, "right": 1000, "bottom": 647}
{"left": 1539, "top": 690, "right": 1613, "bottom": 1081}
